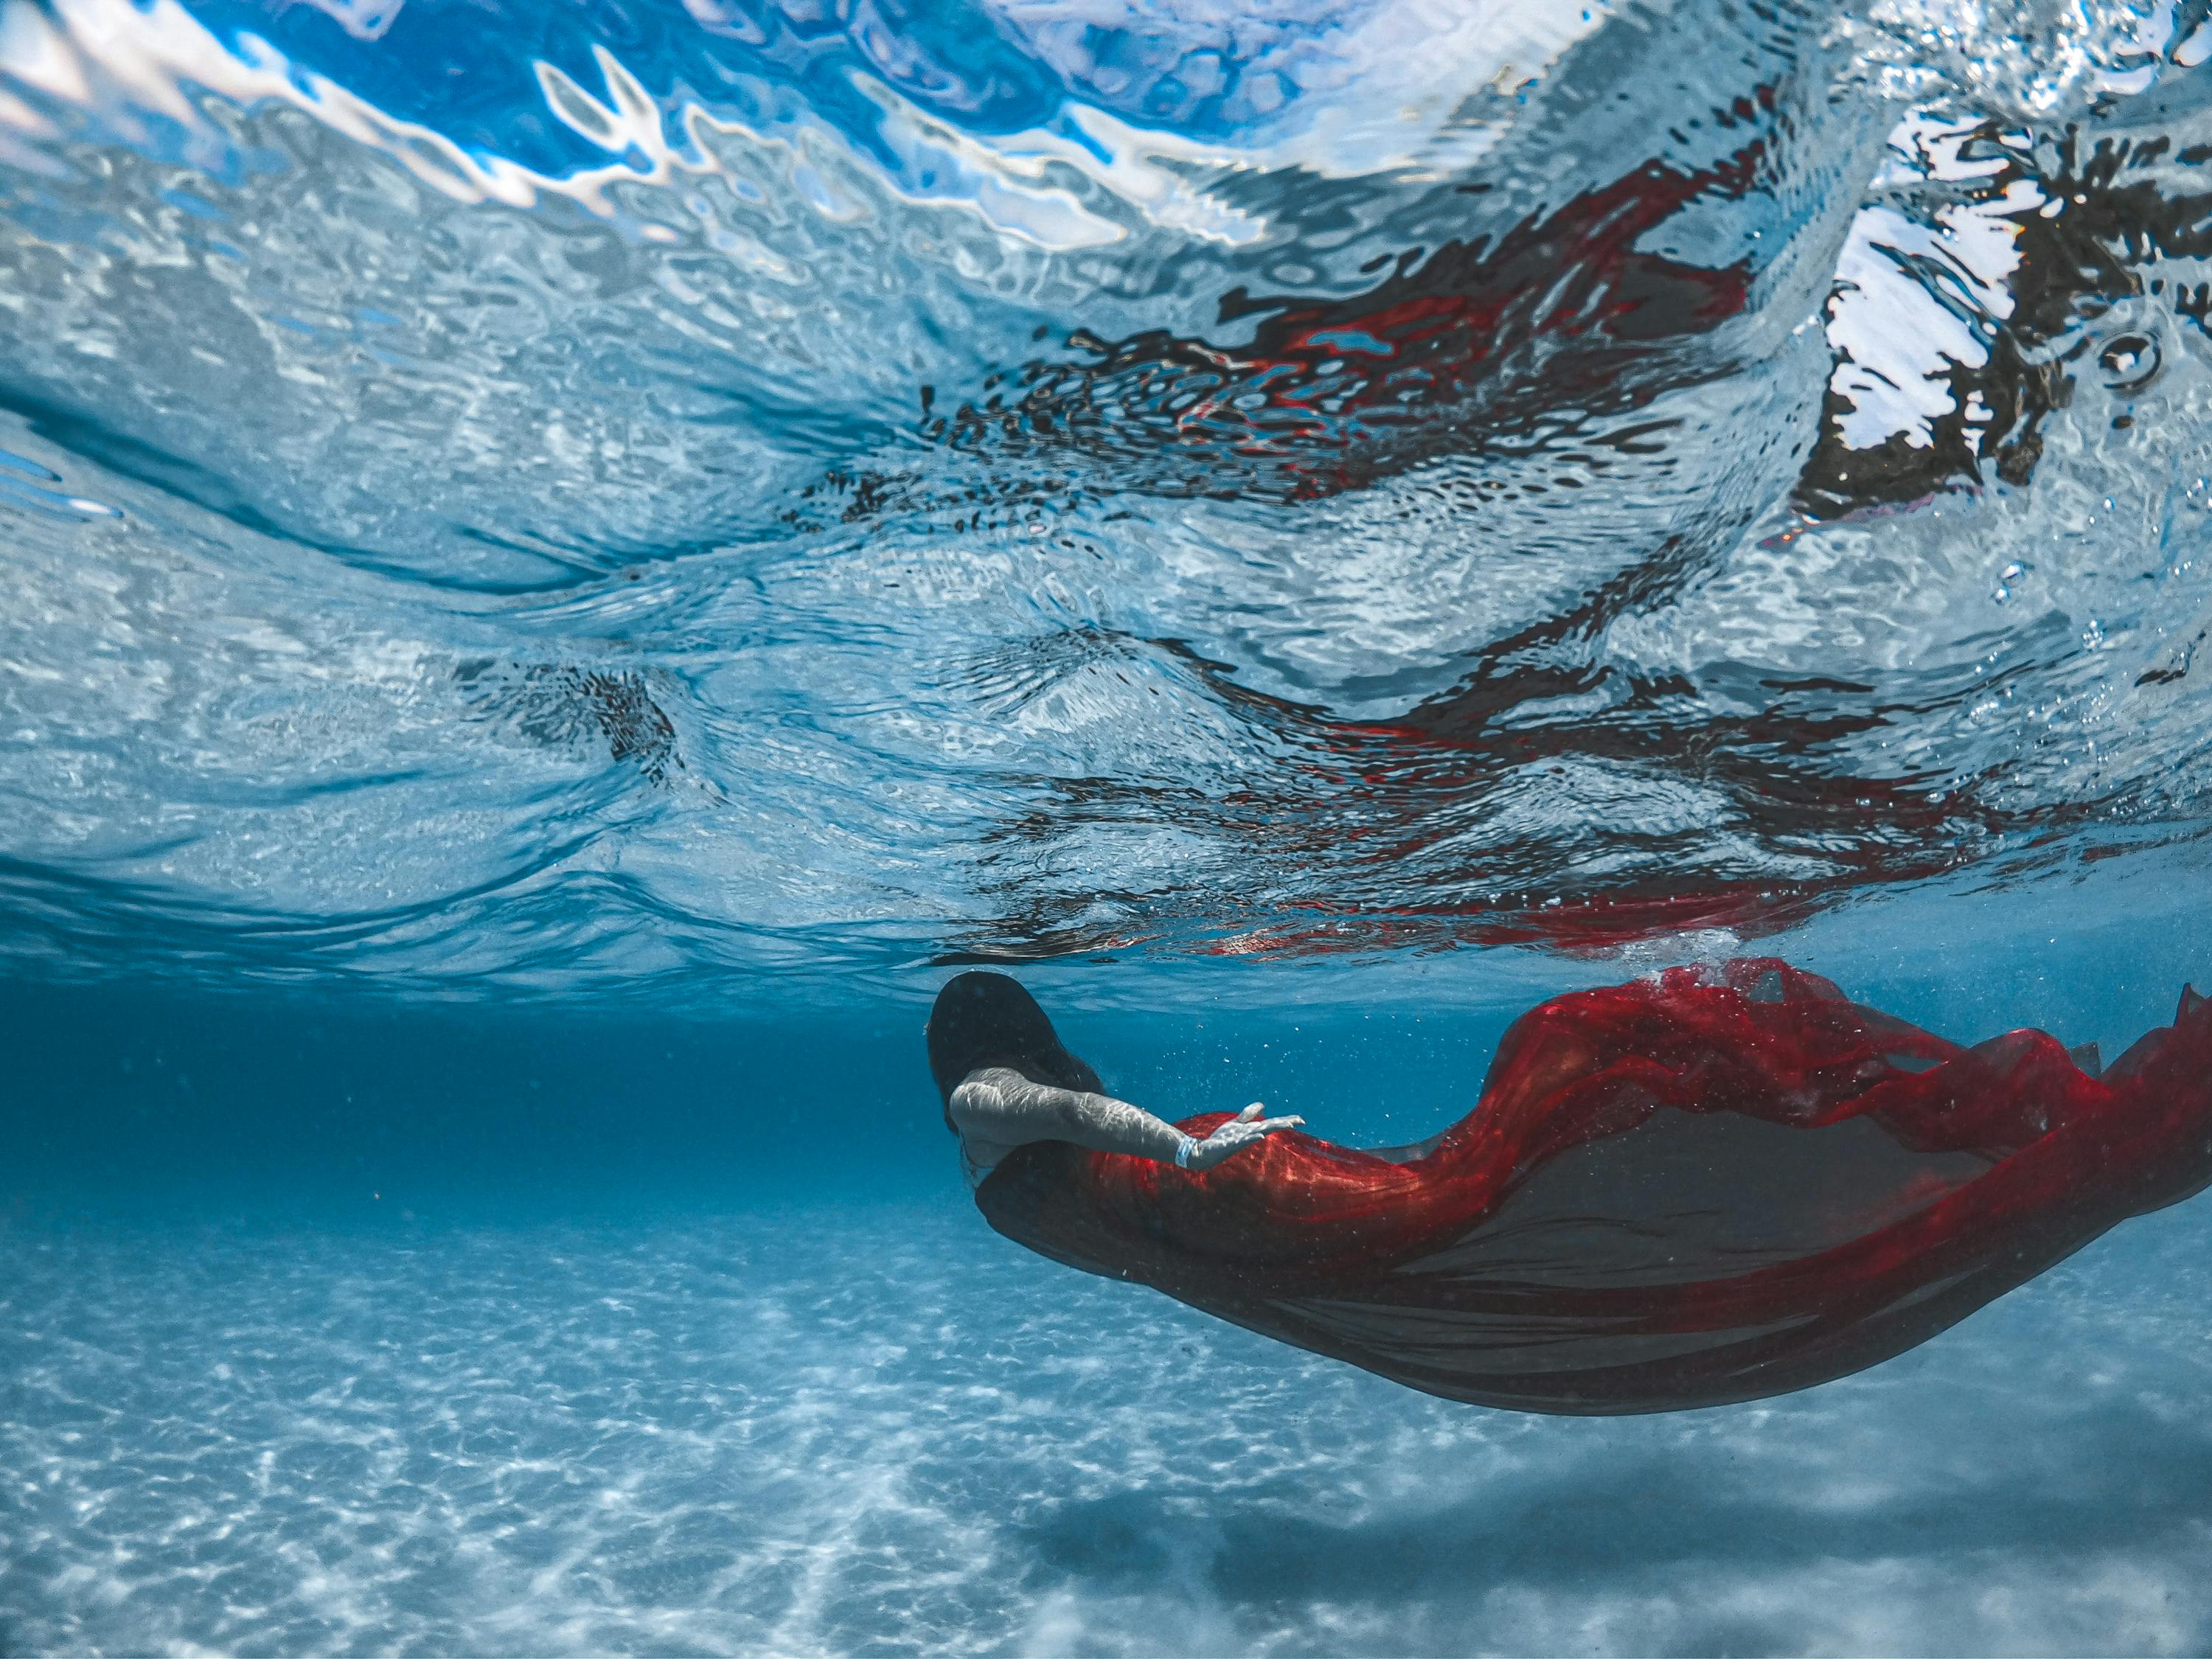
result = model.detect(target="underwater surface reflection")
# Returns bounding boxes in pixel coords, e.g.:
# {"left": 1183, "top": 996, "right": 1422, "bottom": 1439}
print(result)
{"left": 4, "top": 0, "right": 2212, "bottom": 1652}
{"left": 0, "top": 0, "right": 2209, "bottom": 992}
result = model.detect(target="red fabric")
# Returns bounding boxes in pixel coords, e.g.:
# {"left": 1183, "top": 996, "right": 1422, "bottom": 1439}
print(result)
{"left": 975, "top": 960, "right": 2212, "bottom": 1413}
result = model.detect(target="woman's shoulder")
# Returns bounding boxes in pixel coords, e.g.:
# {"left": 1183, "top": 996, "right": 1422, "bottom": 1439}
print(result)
{"left": 947, "top": 1069, "right": 1012, "bottom": 1117}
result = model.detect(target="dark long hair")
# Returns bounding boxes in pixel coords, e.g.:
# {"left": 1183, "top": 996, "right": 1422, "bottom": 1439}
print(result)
{"left": 927, "top": 972, "right": 1103, "bottom": 1127}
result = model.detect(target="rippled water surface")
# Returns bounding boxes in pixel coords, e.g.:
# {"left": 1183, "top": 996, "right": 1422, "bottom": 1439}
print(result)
{"left": 2, "top": 0, "right": 2210, "bottom": 995}
{"left": 7, "top": 2, "right": 2212, "bottom": 1654}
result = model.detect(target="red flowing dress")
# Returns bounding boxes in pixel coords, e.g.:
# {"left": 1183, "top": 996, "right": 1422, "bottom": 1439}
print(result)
{"left": 974, "top": 959, "right": 2212, "bottom": 1413}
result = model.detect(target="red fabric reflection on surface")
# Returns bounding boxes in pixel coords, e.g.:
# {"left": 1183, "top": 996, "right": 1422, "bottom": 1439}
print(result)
{"left": 975, "top": 959, "right": 2212, "bottom": 1413}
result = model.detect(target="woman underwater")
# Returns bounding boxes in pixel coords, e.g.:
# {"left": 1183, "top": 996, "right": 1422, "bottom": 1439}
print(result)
{"left": 929, "top": 961, "right": 2212, "bottom": 1414}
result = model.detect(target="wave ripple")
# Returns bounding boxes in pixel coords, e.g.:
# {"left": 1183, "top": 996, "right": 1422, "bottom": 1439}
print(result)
{"left": 0, "top": 0, "right": 2207, "bottom": 993}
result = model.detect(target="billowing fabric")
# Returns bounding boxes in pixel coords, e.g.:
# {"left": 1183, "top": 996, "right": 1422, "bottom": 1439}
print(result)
{"left": 975, "top": 960, "right": 2212, "bottom": 1414}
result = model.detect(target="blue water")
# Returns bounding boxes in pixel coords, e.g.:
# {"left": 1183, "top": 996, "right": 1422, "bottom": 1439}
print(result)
{"left": 4, "top": 0, "right": 2212, "bottom": 1650}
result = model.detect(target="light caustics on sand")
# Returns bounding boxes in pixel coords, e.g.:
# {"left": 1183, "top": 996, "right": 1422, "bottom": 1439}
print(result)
{"left": 0, "top": 0, "right": 2208, "bottom": 997}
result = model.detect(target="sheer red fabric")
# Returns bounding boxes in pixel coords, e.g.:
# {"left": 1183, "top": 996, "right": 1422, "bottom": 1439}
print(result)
{"left": 975, "top": 959, "right": 2212, "bottom": 1413}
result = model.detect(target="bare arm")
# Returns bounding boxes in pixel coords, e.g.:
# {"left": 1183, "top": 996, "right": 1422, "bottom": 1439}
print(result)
{"left": 949, "top": 1067, "right": 1303, "bottom": 1172}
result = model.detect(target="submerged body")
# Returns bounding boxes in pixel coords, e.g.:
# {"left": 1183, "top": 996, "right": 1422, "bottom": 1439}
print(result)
{"left": 953, "top": 960, "right": 2212, "bottom": 1414}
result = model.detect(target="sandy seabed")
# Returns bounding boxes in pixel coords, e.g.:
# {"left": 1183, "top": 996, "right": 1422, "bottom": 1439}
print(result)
{"left": 4, "top": 1197, "right": 2209, "bottom": 1657}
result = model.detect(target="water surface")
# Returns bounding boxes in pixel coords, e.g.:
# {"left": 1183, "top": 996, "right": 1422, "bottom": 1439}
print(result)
{"left": 4, "top": 0, "right": 2211, "bottom": 1651}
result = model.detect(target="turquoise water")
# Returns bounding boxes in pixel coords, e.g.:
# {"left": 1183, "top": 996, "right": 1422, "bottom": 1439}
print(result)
{"left": 8, "top": 873, "right": 2212, "bottom": 1652}
{"left": 4, "top": 0, "right": 2212, "bottom": 1651}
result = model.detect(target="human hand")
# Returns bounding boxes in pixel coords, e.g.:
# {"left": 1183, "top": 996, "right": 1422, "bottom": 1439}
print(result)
{"left": 1186, "top": 1103, "right": 1305, "bottom": 1172}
